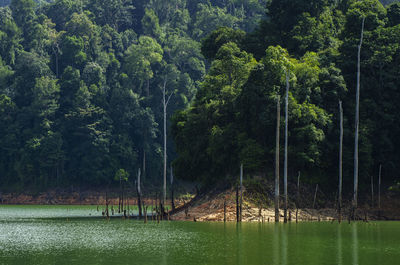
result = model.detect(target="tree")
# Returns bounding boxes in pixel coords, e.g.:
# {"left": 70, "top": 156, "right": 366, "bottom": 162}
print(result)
{"left": 192, "top": 3, "right": 239, "bottom": 40}
{"left": 10, "top": 0, "right": 35, "bottom": 29}
{"left": 353, "top": 17, "right": 365, "bottom": 215}
{"left": 124, "top": 36, "right": 163, "bottom": 96}
{"left": 201, "top": 27, "right": 246, "bottom": 60}
{"left": 161, "top": 64, "right": 178, "bottom": 205}
{"left": 86, "top": 0, "right": 134, "bottom": 31}
{"left": 283, "top": 69, "right": 289, "bottom": 223}
{"left": 0, "top": 7, "right": 21, "bottom": 65}
{"left": 274, "top": 94, "right": 280, "bottom": 222}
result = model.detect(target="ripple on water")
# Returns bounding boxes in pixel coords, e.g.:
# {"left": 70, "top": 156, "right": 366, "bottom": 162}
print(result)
{"left": 1, "top": 206, "right": 400, "bottom": 265}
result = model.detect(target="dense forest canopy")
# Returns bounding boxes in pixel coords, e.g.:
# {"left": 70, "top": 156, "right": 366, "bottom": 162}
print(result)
{"left": 0, "top": 0, "right": 268, "bottom": 190}
{"left": 0, "top": 0, "right": 399, "bottom": 198}
{"left": 172, "top": 0, "right": 400, "bottom": 196}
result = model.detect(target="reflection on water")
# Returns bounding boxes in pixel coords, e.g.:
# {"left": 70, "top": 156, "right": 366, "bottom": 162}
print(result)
{"left": 353, "top": 223, "right": 359, "bottom": 265}
{"left": 272, "top": 224, "right": 280, "bottom": 265}
{"left": 0, "top": 206, "right": 399, "bottom": 265}
{"left": 281, "top": 224, "right": 288, "bottom": 265}
{"left": 337, "top": 224, "right": 342, "bottom": 265}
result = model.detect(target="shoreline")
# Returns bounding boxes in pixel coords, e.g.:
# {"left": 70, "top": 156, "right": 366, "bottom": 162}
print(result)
{"left": 1, "top": 189, "right": 399, "bottom": 222}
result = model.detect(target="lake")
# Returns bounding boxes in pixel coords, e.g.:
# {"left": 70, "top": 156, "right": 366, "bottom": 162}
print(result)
{"left": 0, "top": 205, "right": 399, "bottom": 265}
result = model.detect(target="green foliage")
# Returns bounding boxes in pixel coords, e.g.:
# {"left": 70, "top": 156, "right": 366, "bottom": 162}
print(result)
{"left": 114, "top": 168, "right": 129, "bottom": 182}
{"left": 201, "top": 27, "right": 246, "bottom": 60}
{"left": 1, "top": 0, "right": 400, "bottom": 194}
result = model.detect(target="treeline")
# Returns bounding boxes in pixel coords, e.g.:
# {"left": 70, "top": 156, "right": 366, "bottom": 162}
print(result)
{"left": 172, "top": 0, "right": 400, "bottom": 197}
{"left": 0, "top": 0, "right": 268, "bottom": 190}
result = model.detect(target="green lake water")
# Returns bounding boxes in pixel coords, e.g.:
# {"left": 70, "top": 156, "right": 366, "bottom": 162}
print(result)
{"left": 0, "top": 205, "right": 399, "bottom": 265}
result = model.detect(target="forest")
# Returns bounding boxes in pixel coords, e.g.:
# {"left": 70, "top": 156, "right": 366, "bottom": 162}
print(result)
{"left": 0, "top": 0, "right": 399, "bottom": 201}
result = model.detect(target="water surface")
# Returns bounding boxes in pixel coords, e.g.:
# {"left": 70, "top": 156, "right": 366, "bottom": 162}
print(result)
{"left": 0, "top": 205, "right": 399, "bottom": 265}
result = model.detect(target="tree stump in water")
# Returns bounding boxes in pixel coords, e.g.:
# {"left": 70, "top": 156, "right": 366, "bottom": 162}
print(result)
{"left": 143, "top": 204, "right": 148, "bottom": 223}
{"left": 224, "top": 199, "right": 227, "bottom": 222}
{"left": 236, "top": 186, "right": 240, "bottom": 223}
{"left": 185, "top": 207, "right": 189, "bottom": 218}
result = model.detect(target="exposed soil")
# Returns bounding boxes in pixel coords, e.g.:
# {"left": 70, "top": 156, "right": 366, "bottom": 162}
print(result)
{"left": 0, "top": 190, "right": 183, "bottom": 207}
{"left": 170, "top": 187, "right": 400, "bottom": 222}
{"left": 1, "top": 187, "right": 399, "bottom": 222}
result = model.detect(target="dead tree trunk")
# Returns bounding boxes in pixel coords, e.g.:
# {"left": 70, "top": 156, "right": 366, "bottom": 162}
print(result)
{"left": 353, "top": 17, "right": 365, "bottom": 218}
{"left": 284, "top": 70, "right": 289, "bottom": 223}
{"left": 127, "top": 195, "right": 130, "bottom": 218}
{"left": 142, "top": 150, "right": 146, "bottom": 180}
{"left": 118, "top": 177, "right": 122, "bottom": 213}
{"left": 224, "top": 198, "right": 227, "bottom": 222}
{"left": 170, "top": 165, "right": 175, "bottom": 211}
{"left": 143, "top": 203, "right": 148, "bottom": 223}
{"left": 378, "top": 164, "right": 382, "bottom": 217}
{"left": 236, "top": 185, "right": 240, "bottom": 223}
{"left": 371, "top": 175, "right": 374, "bottom": 208}
{"left": 137, "top": 168, "right": 142, "bottom": 217}
{"left": 339, "top": 100, "right": 343, "bottom": 223}
{"left": 163, "top": 79, "right": 167, "bottom": 206}
{"left": 162, "top": 76, "right": 173, "bottom": 207}
{"left": 275, "top": 95, "right": 281, "bottom": 223}
{"left": 106, "top": 191, "right": 109, "bottom": 219}
{"left": 121, "top": 180, "right": 124, "bottom": 216}
{"left": 240, "top": 164, "right": 243, "bottom": 222}
{"left": 296, "top": 171, "right": 300, "bottom": 223}
{"left": 313, "top": 184, "right": 319, "bottom": 209}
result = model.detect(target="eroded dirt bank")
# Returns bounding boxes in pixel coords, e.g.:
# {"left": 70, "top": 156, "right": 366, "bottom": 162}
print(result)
{"left": 1, "top": 188, "right": 399, "bottom": 222}
{"left": 170, "top": 188, "right": 400, "bottom": 222}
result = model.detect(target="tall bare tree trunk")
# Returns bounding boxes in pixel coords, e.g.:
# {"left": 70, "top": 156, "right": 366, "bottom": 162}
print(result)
{"left": 163, "top": 86, "right": 167, "bottom": 206}
{"left": 105, "top": 190, "right": 109, "bottom": 219}
{"left": 121, "top": 181, "right": 124, "bottom": 217}
{"left": 142, "top": 150, "right": 146, "bottom": 180}
{"left": 162, "top": 77, "right": 173, "bottom": 207}
{"left": 118, "top": 176, "right": 122, "bottom": 213}
{"left": 224, "top": 198, "right": 227, "bottom": 222}
{"left": 240, "top": 164, "right": 243, "bottom": 222}
{"left": 353, "top": 17, "right": 365, "bottom": 218}
{"left": 275, "top": 95, "right": 281, "bottom": 222}
{"left": 378, "top": 164, "right": 382, "bottom": 217}
{"left": 339, "top": 100, "right": 343, "bottom": 223}
{"left": 170, "top": 165, "right": 175, "bottom": 211}
{"left": 313, "top": 184, "right": 319, "bottom": 209}
{"left": 296, "top": 171, "right": 300, "bottom": 223}
{"left": 284, "top": 70, "right": 289, "bottom": 223}
{"left": 137, "top": 168, "right": 142, "bottom": 217}
{"left": 371, "top": 175, "right": 374, "bottom": 207}
{"left": 236, "top": 185, "right": 240, "bottom": 223}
